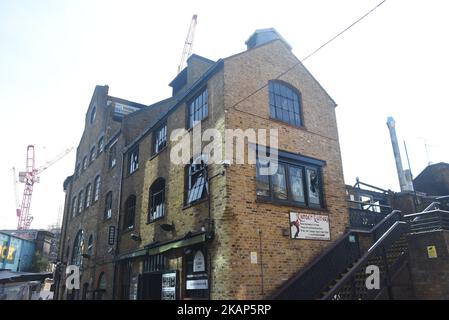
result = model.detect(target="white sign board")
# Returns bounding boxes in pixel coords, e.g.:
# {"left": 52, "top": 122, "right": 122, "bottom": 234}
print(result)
{"left": 186, "top": 279, "right": 208, "bottom": 290}
{"left": 289, "top": 212, "right": 330, "bottom": 240}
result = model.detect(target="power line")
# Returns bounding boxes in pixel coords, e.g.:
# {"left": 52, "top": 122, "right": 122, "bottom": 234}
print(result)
{"left": 229, "top": 0, "right": 387, "bottom": 116}
{"left": 301, "top": 0, "right": 387, "bottom": 62}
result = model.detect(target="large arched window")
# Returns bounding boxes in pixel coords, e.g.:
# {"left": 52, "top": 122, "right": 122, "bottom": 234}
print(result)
{"left": 148, "top": 178, "right": 165, "bottom": 222}
{"left": 123, "top": 195, "right": 136, "bottom": 230}
{"left": 268, "top": 80, "right": 302, "bottom": 127}
{"left": 71, "top": 230, "right": 84, "bottom": 266}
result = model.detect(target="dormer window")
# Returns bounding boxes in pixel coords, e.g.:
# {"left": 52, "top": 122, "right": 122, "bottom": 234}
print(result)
{"left": 90, "top": 106, "right": 97, "bottom": 124}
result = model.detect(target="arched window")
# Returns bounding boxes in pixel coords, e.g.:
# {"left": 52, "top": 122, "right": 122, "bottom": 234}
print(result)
{"left": 89, "top": 146, "right": 96, "bottom": 164}
{"left": 98, "top": 136, "right": 104, "bottom": 154}
{"left": 71, "top": 196, "right": 77, "bottom": 217}
{"left": 87, "top": 234, "right": 93, "bottom": 256}
{"left": 85, "top": 184, "right": 92, "bottom": 209}
{"left": 96, "top": 272, "right": 106, "bottom": 300}
{"left": 78, "top": 189, "right": 84, "bottom": 214}
{"left": 93, "top": 175, "right": 101, "bottom": 202}
{"left": 123, "top": 195, "right": 136, "bottom": 230}
{"left": 268, "top": 80, "right": 302, "bottom": 127}
{"left": 185, "top": 155, "right": 208, "bottom": 205}
{"left": 149, "top": 178, "right": 165, "bottom": 222}
{"left": 104, "top": 191, "right": 113, "bottom": 220}
{"left": 71, "top": 230, "right": 84, "bottom": 266}
{"left": 90, "top": 106, "right": 96, "bottom": 124}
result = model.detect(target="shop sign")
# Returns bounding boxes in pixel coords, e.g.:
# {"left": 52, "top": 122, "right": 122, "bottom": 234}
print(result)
{"left": 289, "top": 212, "right": 330, "bottom": 240}
{"left": 186, "top": 279, "right": 208, "bottom": 290}
{"left": 193, "top": 250, "right": 205, "bottom": 272}
{"left": 161, "top": 272, "right": 177, "bottom": 300}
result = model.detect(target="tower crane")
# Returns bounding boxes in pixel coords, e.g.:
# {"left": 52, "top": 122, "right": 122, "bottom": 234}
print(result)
{"left": 15, "top": 145, "right": 74, "bottom": 230}
{"left": 177, "top": 14, "right": 198, "bottom": 74}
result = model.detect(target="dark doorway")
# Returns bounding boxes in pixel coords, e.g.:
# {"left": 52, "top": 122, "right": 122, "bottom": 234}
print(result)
{"left": 140, "top": 272, "right": 162, "bottom": 300}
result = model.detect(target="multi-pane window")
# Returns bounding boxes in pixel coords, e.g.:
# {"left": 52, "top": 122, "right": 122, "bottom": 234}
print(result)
{"left": 268, "top": 81, "right": 302, "bottom": 127}
{"left": 90, "top": 146, "right": 96, "bottom": 164}
{"left": 85, "top": 184, "right": 92, "bottom": 209}
{"left": 71, "top": 230, "right": 84, "bottom": 266}
{"left": 144, "top": 254, "right": 166, "bottom": 273}
{"left": 75, "top": 163, "right": 81, "bottom": 178}
{"left": 104, "top": 191, "right": 112, "bottom": 220}
{"left": 98, "top": 137, "right": 104, "bottom": 155}
{"left": 148, "top": 178, "right": 165, "bottom": 222}
{"left": 124, "top": 195, "right": 136, "bottom": 230}
{"left": 93, "top": 175, "right": 101, "bottom": 202}
{"left": 90, "top": 106, "right": 96, "bottom": 124}
{"left": 256, "top": 151, "right": 323, "bottom": 208}
{"left": 71, "top": 196, "right": 77, "bottom": 217}
{"left": 78, "top": 190, "right": 84, "bottom": 214}
{"left": 188, "top": 88, "right": 208, "bottom": 128}
{"left": 82, "top": 156, "right": 88, "bottom": 171}
{"left": 87, "top": 235, "right": 93, "bottom": 256}
{"left": 185, "top": 156, "right": 208, "bottom": 205}
{"left": 128, "top": 147, "right": 139, "bottom": 174}
{"left": 109, "top": 142, "right": 117, "bottom": 169}
{"left": 153, "top": 124, "right": 167, "bottom": 155}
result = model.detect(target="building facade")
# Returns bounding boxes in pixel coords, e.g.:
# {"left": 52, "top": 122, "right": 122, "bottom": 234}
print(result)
{"left": 57, "top": 29, "right": 348, "bottom": 300}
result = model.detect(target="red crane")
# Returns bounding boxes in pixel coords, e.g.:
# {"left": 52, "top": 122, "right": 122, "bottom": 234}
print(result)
{"left": 15, "top": 145, "right": 73, "bottom": 230}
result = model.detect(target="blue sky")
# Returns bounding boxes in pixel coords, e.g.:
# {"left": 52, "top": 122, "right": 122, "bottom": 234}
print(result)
{"left": 1, "top": 0, "right": 448, "bottom": 229}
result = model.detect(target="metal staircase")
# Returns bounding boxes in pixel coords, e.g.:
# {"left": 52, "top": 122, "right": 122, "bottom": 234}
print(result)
{"left": 271, "top": 210, "right": 410, "bottom": 300}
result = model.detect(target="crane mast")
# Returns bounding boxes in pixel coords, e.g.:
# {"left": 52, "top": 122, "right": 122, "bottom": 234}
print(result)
{"left": 177, "top": 14, "right": 198, "bottom": 74}
{"left": 16, "top": 145, "right": 73, "bottom": 230}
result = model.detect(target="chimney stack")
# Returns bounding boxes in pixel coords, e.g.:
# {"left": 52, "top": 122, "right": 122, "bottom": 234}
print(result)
{"left": 386, "top": 117, "right": 413, "bottom": 192}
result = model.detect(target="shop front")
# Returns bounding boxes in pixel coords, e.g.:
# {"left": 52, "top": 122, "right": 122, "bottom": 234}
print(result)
{"left": 117, "top": 232, "right": 210, "bottom": 300}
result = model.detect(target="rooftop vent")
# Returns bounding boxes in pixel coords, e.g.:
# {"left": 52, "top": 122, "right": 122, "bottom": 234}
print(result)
{"left": 245, "top": 28, "right": 292, "bottom": 50}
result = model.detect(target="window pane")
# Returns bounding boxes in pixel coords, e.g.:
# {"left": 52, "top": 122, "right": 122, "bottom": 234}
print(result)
{"left": 306, "top": 168, "right": 321, "bottom": 205}
{"left": 289, "top": 166, "right": 305, "bottom": 203}
{"left": 272, "top": 164, "right": 287, "bottom": 200}
{"left": 256, "top": 159, "right": 270, "bottom": 197}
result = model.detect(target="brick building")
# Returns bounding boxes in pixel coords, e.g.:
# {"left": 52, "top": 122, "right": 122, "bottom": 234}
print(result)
{"left": 57, "top": 28, "right": 348, "bottom": 300}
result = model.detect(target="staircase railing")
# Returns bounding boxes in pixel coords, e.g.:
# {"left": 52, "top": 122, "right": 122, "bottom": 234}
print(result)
{"left": 271, "top": 210, "right": 402, "bottom": 300}
{"left": 321, "top": 221, "right": 409, "bottom": 300}
{"left": 405, "top": 209, "right": 449, "bottom": 233}
{"left": 270, "top": 230, "right": 361, "bottom": 300}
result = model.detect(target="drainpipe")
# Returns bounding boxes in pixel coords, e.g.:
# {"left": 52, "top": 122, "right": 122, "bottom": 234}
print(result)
{"left": 386, "top": 117, "right": 410, "bottom": 192}
{"left": 112, "top": 144, "right": 125, "bottom": 300}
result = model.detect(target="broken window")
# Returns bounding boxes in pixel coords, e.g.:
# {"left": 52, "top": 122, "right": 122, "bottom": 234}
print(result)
{"left": 149, "top": 178, "right": 165, "bottom": 222}
{"left": 256, "top": 151, "right": 323, "bottom": 208}
{"left": 153, "top": 124, "right": 167, "bottom": 155}
{"left": 104, "top": 191, "right": 112, "bottom": 220}
{"left": 109, "top": 142, "right": 117, "bottom": 169}
{"left": 185, "top": 156, "right": 208, "bottom": 205}
{"left": 128, "top": 147, "right": 139, "bottom": 174}
{"left": 268, "top": 81, "right": 302, "bottom": 127}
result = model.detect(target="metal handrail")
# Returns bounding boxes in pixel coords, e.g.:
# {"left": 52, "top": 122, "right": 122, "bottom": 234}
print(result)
{"left": 404, "top": 209, "right": 449, "bottom": 218}
{"left": 322, "top": 221, "right": 407, "bottom": 300}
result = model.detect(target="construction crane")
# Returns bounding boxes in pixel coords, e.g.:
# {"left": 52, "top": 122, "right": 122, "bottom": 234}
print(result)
{"left": 15, "top": 145, "right": 74, "bottom": 230}
{"left": 177, "top": 14, "right": 198, "bottom": 74}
